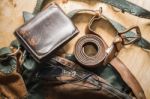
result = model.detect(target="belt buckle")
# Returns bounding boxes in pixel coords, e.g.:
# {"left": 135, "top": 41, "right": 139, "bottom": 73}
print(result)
{"left": 118, "top": 26, "right": 141, "bottom": 45}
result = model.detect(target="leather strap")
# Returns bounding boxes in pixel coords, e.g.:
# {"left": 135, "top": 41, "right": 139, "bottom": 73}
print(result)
{"left": 51, "top": 56, "right": 146, "bottom": 99}
{"left": 22, "top": 4, "right": 146, "bottom": 99}
{"left": 68, "top": 10, "right": 123, "bottom": 66}
{"left": 68, "top": 9, "right": 148, "bottom": 50}
{"left": 67, "top": 9, "right": 99, "bottom": 18}
{"left": 51, "top": 56, "right": 76, "bottom": 69}
{"left": 23, "top": 8, "right": 149, "bottom": 51}
{"left": 101, "top": 0, "right": 150, "bottom": 19}
{"left": 87, "top": 15, "right": 124, "bottom": 65}
{"left": 110, "top": 57, "right": 146, "bottom": 99}
{"left": 68, "top": 9, "right": 146, "bottom": 99}
{"left": 74, "top": 34, "right": 106, "bottom": 67}
{"left": 89, "top": 13, "right": 146, "bottom": 99}
{"left": 49, "top": 56, "right": 108, "bottom": 85}
{"left": 45, "top": 56, "right": 134, "bottom": 99}
{"left": 108, "top": 18, "right": 150, "bottom": 50}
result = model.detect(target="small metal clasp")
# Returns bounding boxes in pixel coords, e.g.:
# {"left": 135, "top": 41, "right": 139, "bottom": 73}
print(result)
{"left": 118, "top": 26, "right": 141, "bottom": 45}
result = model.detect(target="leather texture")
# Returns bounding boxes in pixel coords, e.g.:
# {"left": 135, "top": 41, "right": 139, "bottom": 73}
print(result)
{"left": 21, "top": 2, "right": 146, "bottom": 98}
{"left": 67, "top": 10, "right": 118, "bottom": 67}
{"left": 0, "top": 71, "right": 28, "bottom": 99}
{"left": 23, "top": 3, "right": 150, "bottom": 51}
{"left": 110, "top": 57, "right": 146, "bottom": 99}
{"left": 2, "top": 0, "right": 149, "bottom": 99}
{"left": 0, "top": 41, "right": 28, "bottom": 99}
{"left": 68, "top": 9, "right": 146, "bottom": 99}
{"left": 22, "top": 55, "right": 132, "bottom": 99}
{"left": 19, "top": 5, "right": 135, "bottom": 99}
{"left": 22, "top": 9, "right": 145, "bottom": 99}
{"left": 69, "top": 10, "right": 128, "bottom": 67}
{"left": 107, "top": 19, "right": 150, "bottom": 50}
{"left": 15, "top": 3, "right": 78, "bottom": 62}
{"left": 0, "top": 40, "right": 138, "bottom": 99}
{"left": 74, "top": 34, "right": 107, "bottom": 67}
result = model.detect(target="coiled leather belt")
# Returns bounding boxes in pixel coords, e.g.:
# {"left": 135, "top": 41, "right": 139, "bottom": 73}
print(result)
{"left": 74, "top": 34, "right": 106, "bottom": 67}
{"left": 71, "top": 10, "right": 141, "bottom": 68}
{"left": 69, "top": 10, "right": 146, "bottom": 99}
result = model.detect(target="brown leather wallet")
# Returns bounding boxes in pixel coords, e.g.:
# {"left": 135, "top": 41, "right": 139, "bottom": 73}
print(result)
{"left": 14, "top": 3, "right": 79, "bottom": 62}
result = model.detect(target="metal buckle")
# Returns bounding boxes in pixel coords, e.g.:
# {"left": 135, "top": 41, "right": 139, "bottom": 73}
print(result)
{"left": 118, "top": 26, "right": 141, "bottom": 45}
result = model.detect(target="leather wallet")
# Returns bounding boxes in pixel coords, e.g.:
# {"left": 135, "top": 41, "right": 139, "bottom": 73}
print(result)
{"left": 15, "top": 3, "right": 78, "bottom": 62}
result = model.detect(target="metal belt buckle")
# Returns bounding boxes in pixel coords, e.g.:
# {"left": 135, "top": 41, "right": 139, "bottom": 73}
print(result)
{"left": 118, "top": 26, "right": 141, "bottom": 45}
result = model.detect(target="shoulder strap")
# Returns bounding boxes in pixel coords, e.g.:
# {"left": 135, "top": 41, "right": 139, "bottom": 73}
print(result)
{"left": 110, "top": 57, "right": 146, "bottom": 99}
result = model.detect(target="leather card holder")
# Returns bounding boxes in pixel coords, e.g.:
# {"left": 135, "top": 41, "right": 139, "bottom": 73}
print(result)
{"left": 15, "top": 3, "right": 79, "bottom": 62}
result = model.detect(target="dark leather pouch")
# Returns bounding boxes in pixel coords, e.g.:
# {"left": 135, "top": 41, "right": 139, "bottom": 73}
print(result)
{"left": 14, "top": 3, "right": 78, "bottom": 62}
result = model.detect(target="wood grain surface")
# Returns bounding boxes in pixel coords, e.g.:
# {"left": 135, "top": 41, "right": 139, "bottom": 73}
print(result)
{"left": 0, "top": 0, "right": 150, "bottom": 99}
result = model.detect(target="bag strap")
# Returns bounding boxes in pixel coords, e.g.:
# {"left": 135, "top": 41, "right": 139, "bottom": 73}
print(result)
{"left": 110, "top": 57, "right": 146, "bottom": 99}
